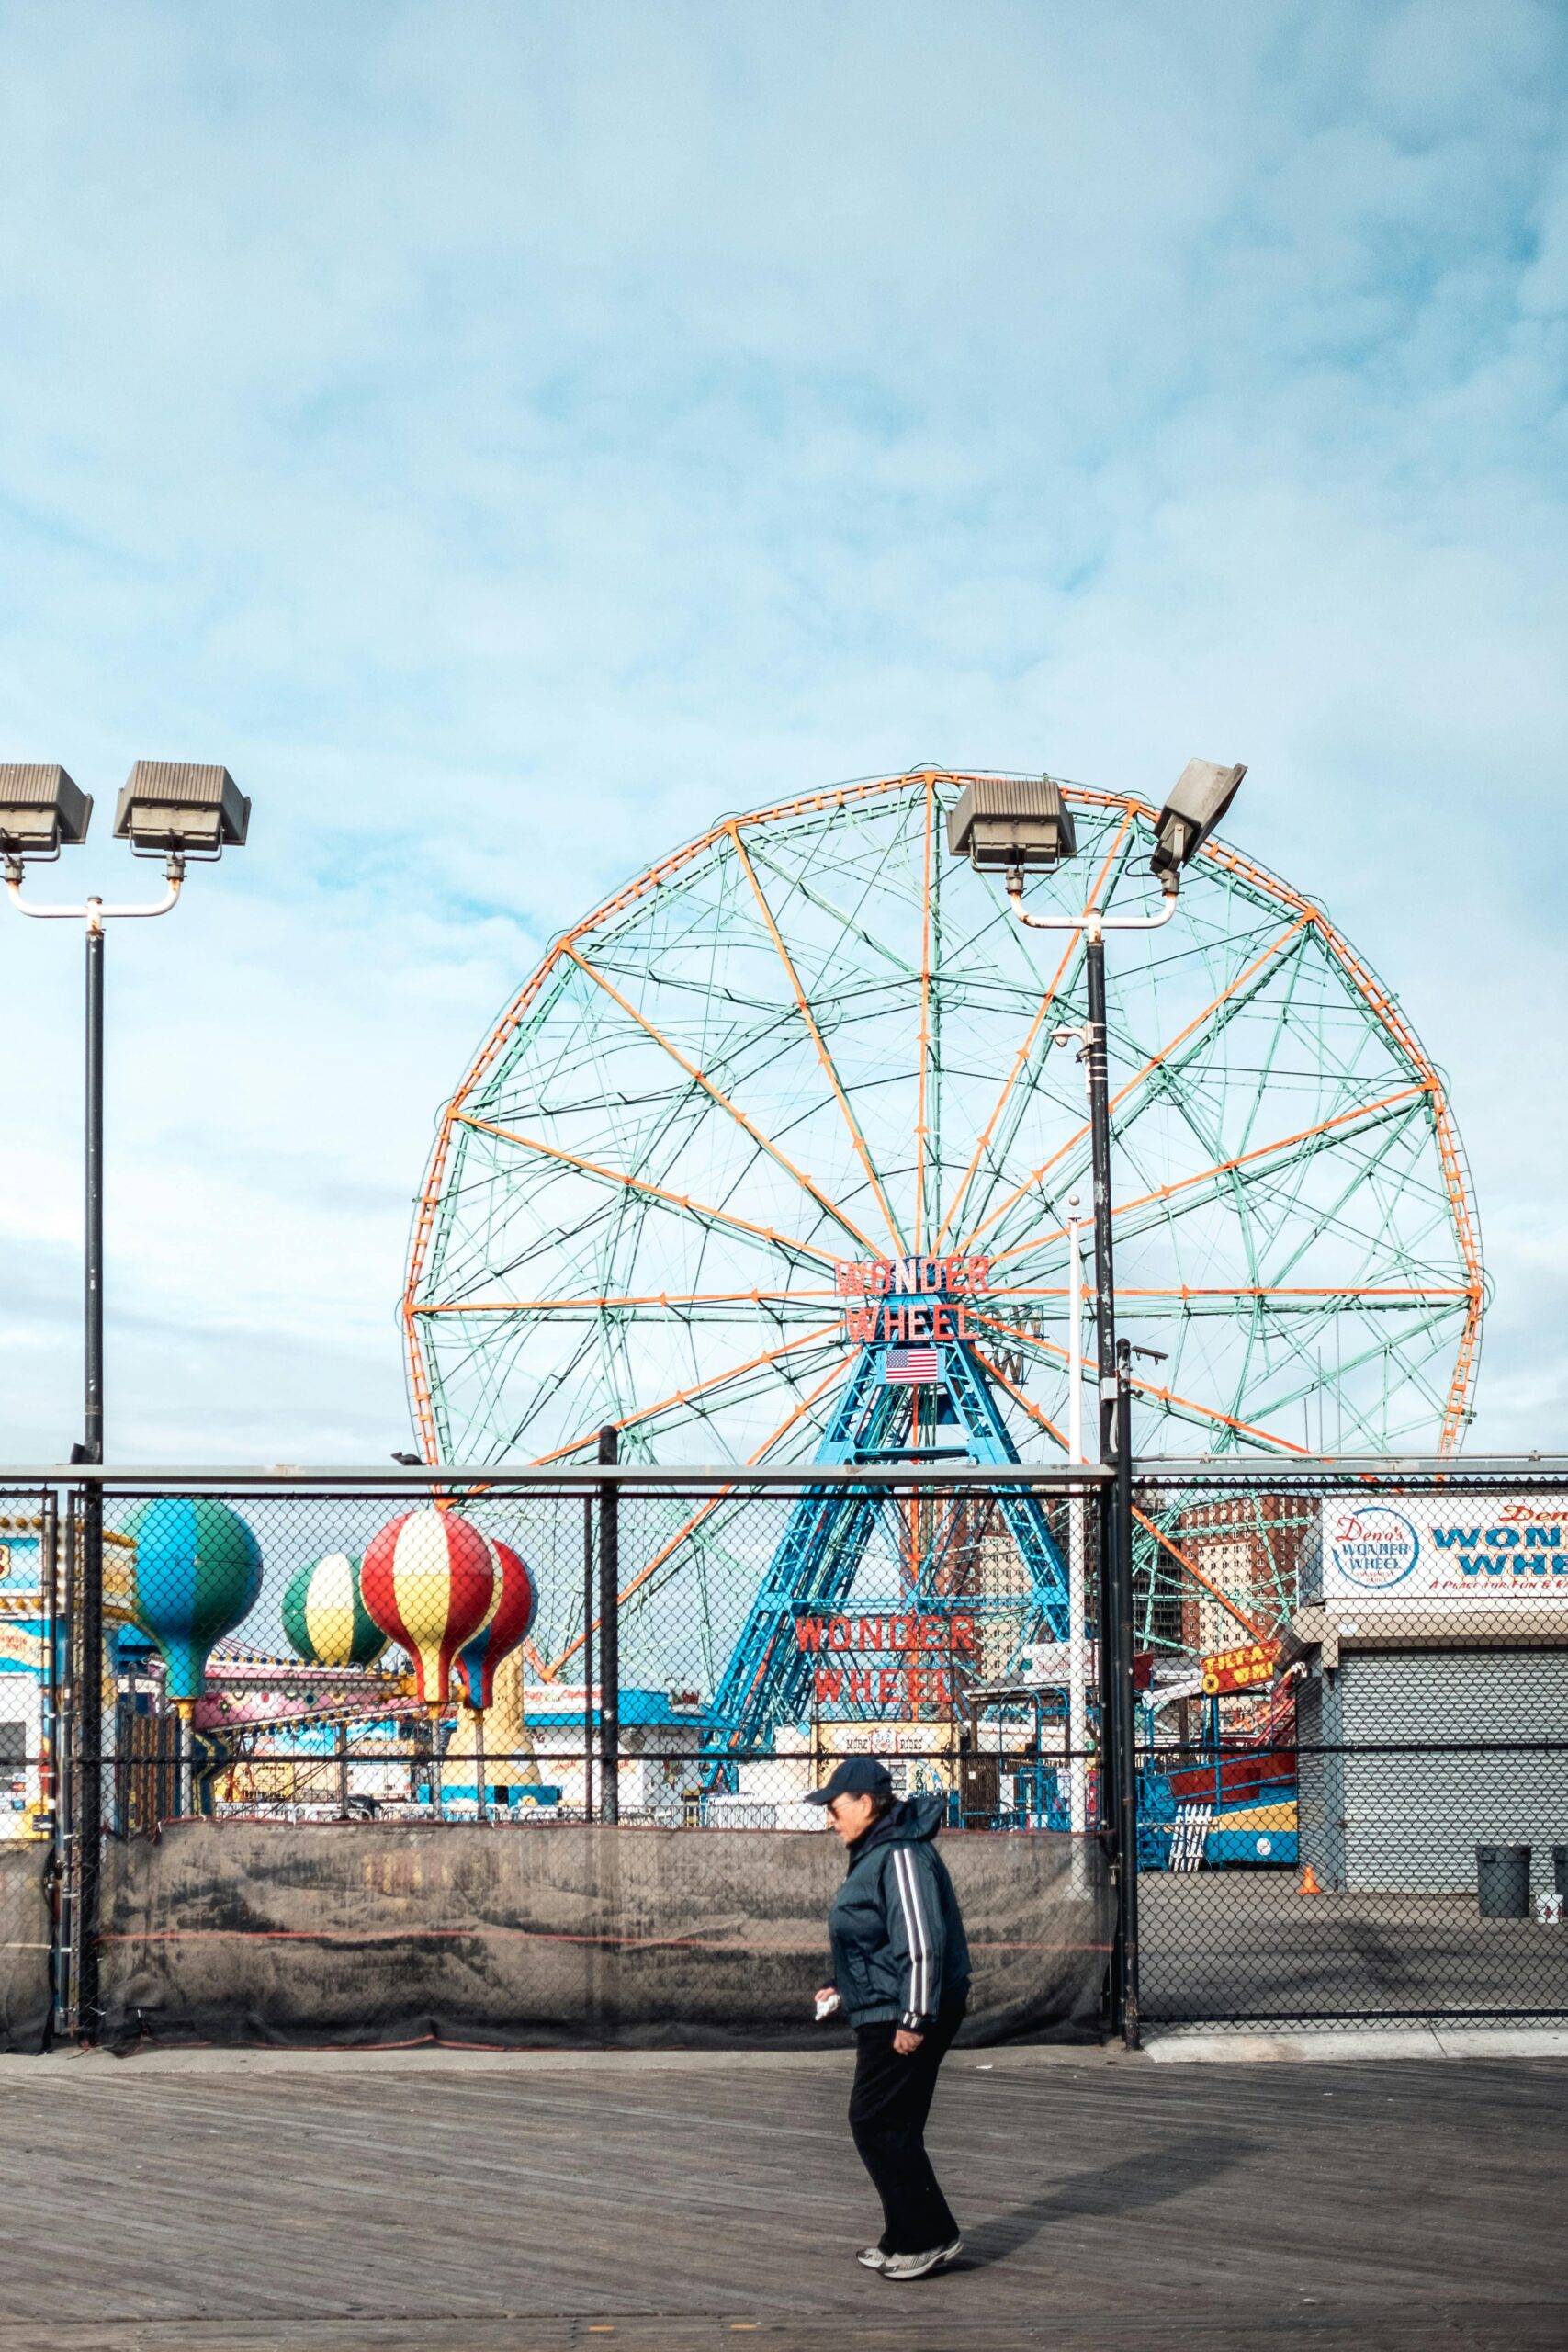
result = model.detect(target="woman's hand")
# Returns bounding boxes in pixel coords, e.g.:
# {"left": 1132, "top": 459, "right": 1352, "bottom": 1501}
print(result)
{"left": 893, "top": 2028, "right": 924, "bottom": 2056}
{"left": 815, "top": 1985, "right": 837, "bottom": 2005}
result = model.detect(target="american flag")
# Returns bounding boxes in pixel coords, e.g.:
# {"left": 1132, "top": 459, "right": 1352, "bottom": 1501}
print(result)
{"left": 885, "top": 1347, "right": 942, "bottom": 1385}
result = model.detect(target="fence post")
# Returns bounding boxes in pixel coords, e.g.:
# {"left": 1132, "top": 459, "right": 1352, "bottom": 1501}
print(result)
{"left": 581, "top": 1496, "right": 595, "bottom": 1822}
{"left": 53, "top": 1499, "right": 76, "bottom": 2034}
{"left": 1113, "top": 1341, "right": 1141, "bottom": 2050}
{"left": 597, "top": 1427, "right": 620, "bottom": 1825}
{"left": 39, "top": 1488, "right": 62, "bottom": 2040}
{"left": 1097, "top": 1472, "right": 1121, "bottom": 2039}
{"left": 73, "top": 1479, "right": 104, "bottom": 2041}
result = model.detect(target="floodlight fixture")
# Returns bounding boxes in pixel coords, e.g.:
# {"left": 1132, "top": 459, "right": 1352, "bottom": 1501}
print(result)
{"left": 945, "top": 776, "right": 1077, "bottom": 875}
{"left": 0, "top": 765, "right": 93, "bottom": 863}
{"left": 1149, "top": 758, "right": 1246, "bottom": 889}
{"left": 113, "top": 761, "right": 251, "bottom": 859}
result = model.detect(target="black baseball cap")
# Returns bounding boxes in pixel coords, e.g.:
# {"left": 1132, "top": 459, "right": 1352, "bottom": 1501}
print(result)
{"left": 806, "top": 1756, "right": 894, "bottom": 1805}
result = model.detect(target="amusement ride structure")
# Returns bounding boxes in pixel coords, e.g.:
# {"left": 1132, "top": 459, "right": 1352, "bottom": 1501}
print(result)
{"left": 401, "top": 768, "right": 1486, "bottom": 1740}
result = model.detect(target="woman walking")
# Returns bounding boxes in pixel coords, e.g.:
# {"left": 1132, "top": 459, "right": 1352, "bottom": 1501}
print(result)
{"left": 809, "top": 1755, "right": 971, "bottom": 2281}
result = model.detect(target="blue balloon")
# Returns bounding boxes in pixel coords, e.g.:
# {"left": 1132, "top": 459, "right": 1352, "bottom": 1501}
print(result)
{"left": 124, "top": 1496, "right": 263, "bottom": 1702}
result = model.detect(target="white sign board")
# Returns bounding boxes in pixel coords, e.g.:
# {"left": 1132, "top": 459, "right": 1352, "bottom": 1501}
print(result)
{"left": 1016, "top": 1641, "right": 1100, "bottom": 1685}
{"left": 1321, "top": 1496, "right": 1568, "bottom": 1606}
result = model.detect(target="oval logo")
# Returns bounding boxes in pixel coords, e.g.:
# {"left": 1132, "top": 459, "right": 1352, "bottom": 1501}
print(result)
{"left": 1328, "top": 1505, "right": 1420, "bottom": 1591}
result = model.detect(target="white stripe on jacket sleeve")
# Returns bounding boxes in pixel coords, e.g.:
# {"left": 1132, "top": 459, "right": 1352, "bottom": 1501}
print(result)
{"left": 892, "top": 1846, "right": 932, "bottom": 2026}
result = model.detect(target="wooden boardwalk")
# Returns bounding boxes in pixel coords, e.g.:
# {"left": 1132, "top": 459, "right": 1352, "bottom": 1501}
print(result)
{"left": 0, "top": 2045, "right": 1562, "bottom": 2350}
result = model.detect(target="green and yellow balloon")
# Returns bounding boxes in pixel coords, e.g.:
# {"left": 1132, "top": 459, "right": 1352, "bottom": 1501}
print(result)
{"left": 282, "top": 1552, "right": 388, "bottom": 1670}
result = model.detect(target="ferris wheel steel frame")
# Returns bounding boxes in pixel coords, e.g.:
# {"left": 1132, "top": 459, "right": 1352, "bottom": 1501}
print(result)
{"left": 402, "top": 769, "right": 1486, "bottom": 1710}
{"left": 705, "top": 1315, "right": 1074, "bottom": 1767}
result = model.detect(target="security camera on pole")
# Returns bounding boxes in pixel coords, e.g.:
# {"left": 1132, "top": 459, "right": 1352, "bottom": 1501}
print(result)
{"left": 0, "top": 761, "right": 249, "bottom": 2038}
{"left": 945, "top": 758, "right": 1246, "bottom": 2048}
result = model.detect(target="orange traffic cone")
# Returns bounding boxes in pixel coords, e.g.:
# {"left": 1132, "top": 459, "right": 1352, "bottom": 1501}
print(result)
{"left": 1297, "top": 1864, "right": 1322, "bottom": 1894}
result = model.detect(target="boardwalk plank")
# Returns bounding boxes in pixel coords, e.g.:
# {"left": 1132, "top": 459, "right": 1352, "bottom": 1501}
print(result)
{"left": 0, "top": 2052, "right": 1560, "bottom": 2346}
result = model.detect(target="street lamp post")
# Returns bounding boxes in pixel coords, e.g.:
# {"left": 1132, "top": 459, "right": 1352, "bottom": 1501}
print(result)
{"left": 946, "top": 761, "right": 1246, "bottom": 2048}
{"left": 1013, "top": 859, "right": 1175, "bottom": 2055}
{"left": 0, "top": 761, "right": 249, "bottom": 2038}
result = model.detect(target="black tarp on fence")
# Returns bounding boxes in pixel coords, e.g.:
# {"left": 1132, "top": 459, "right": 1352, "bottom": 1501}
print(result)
{"left": 96, "top": 1818, "right": 1110, "bottom": 2051}
{"left": 0, "top": 1844, "right": 52, "bottom": 2053}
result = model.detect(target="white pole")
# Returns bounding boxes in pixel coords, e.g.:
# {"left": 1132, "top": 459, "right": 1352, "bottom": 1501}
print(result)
{"left": 1066, "top": 1195, "right": 1089, "bottom": 1838}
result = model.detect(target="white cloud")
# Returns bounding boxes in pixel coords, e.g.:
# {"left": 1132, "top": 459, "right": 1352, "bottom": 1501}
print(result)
{"left": 0, "top": 0, "right": 1564, "bottom": 1457}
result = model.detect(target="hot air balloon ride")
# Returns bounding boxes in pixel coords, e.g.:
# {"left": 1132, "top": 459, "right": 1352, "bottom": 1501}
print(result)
{"left": 446, "top": 1535, "right": 545, "bottom": 1807}
{"left": 360, "top": 1508, "right": 493, "bottom": 1713}
{"left": 281, "top": 1552, "right": 389, "bottom": 1670}
{"left": 456, "top": 1537, "right": 536, "bottom": 1712}
{"left": 124, "top": 1496, "right": 264, "bottom": 1709}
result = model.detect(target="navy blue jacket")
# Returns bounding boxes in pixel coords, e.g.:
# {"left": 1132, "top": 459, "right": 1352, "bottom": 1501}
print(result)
{"left": 827, "top": 1794, "right": 971, "bottom": 2032}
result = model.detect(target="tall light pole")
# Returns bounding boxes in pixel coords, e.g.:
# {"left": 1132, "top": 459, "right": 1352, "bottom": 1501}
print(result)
{"left": 0, "top": 760, "right": 250, "bottom": 2036}
{"left": 947, "top": 760, "right": 1247, "bottom": 2047}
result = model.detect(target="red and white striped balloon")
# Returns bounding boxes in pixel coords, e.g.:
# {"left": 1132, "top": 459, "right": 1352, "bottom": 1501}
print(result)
{"left": 457, "top": 1536, "right": 536, "bottom": 1711}
{"left": 361, "top": 1508, "right": 494, "bottom": 1712}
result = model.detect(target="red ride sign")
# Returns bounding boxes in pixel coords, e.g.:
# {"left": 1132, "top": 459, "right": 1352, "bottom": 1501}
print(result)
{"left": 794, "top": 1607, "right": 978, "bottom": 1712}
{"left": 1199, "top": 1638, "right": 1282, "bottom": 1696}
{"left": 834, "top": 1255, "right": 993, "bottom": 1346}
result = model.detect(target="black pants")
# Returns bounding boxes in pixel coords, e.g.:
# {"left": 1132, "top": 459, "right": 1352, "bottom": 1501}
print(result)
{"left": 848, "top": 1995, "right": 966, "bottom": 2256}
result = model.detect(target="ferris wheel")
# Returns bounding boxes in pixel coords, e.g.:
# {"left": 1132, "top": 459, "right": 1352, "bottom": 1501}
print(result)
{"left": 402, "top": 769, "right": 1483, "bottom": 1683}
{"left": 406, "top": 768, "right": 1482, "bottom": 1464}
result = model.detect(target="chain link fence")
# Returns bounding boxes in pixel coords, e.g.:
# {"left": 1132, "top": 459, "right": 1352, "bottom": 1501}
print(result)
{"left": 36, "top": 1465, "right": 1113, "bottom": 2047}
{"left": 3, "top": 1461, "right": 1565, "bottom": 2046}
{"left": 0, "top": 1488, "right": 61, "bottom": 2050}
{"left": 1133, "top": 1467, "right": 1568, "bottom": 2030}
{"left": 77, "top": 1473, "right": 1103, "bottom": 1835}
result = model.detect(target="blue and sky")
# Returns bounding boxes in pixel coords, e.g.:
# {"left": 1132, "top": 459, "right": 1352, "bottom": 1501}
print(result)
{"left": 1, "top": 0, "right": 1564, "bottom": 1462}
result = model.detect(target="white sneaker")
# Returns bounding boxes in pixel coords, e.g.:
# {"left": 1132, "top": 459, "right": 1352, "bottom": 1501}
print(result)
{"left": 881, "top": 2236, "right": 963, "bottom": 2280}
{"left": 856, "top": 2246, "right": 889, "bottom": 2271}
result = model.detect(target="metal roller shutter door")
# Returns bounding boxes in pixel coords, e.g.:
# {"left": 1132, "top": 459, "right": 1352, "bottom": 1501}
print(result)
{"left": 1339, "top": 1649, "right": 1568, "bottom": 1894}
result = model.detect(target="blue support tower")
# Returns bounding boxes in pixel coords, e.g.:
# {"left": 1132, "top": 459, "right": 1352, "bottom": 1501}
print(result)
{"left": 705, "top": 1307, "right": 1070, "bottom": 1770}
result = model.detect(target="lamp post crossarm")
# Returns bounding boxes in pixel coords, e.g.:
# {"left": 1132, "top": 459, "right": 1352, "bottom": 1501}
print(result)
{"left": 1006, "top": 881, "right": 1179, "bottom": 937}
{"left": 6, "top": 865, "right": 185, "bottom": 926}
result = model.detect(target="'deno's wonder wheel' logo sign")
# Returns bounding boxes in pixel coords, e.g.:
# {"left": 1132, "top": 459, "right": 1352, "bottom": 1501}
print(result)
{"left": 1327, "top": 1506, "right": 1421, "bottom": 1591}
